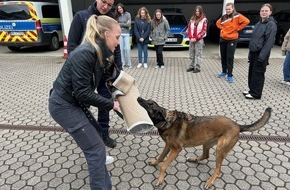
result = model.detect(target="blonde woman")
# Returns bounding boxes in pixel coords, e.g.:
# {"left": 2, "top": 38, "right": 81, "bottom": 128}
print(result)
{"left": 49, "top": 15, "right": 121, "bottom": 189}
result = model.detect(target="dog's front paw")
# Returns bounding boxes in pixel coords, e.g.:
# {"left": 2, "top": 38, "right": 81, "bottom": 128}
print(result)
{"left": 155, "top": 178, "right": 164, "bottom": 186}
{"left": 148, "top": 159, "right": 159, "bottom": 166}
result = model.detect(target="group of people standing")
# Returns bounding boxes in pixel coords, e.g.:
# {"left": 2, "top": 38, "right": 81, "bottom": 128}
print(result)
{"left": 214, "top": 3, "right": 277, "bottom": 100}
{"left": 47, "top": 0, "right": 287, "bottom": 189}
{"left": 113, "top": 5, "right": 171, "bottom": 69}
{"left": 134, "top": 7, "right": 170, "bottom": 69}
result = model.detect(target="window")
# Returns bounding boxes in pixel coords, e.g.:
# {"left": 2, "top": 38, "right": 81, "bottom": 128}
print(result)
{"left": 41, "top": 5, "right": 60, "bottom": 18}
{"left": 0, "top": 5, "right": 31, "bottom": 20}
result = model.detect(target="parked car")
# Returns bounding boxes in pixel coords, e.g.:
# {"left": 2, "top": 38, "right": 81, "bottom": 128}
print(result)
{"left": 0, "top": 1, "right": 62, "bottom": 51}
{"left": 273, "top": 10, "right": 290, "bottom": 45}
{"left": 148, "top": 8, "right": 189, "bottom": 48}
{"left": 208, "top": 10, "right": 260, "bottom": 43}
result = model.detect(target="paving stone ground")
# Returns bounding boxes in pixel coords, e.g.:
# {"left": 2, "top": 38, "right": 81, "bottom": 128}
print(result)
{"left": 0, "top": 54, "right": 289, "bottom": 190}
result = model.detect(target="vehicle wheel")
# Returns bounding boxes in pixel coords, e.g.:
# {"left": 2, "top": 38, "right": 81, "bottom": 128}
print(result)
{"left": 48, "top": 35, "right": 60, "bottom": 51}
{"left": 276, "top": 32, "right": 284, "bottom": 46}
{"left": 7, "top": 46, "right": 21, "bottom": 51}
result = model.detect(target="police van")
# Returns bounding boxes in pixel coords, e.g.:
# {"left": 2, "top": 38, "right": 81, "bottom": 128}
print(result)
{"left": 0, "top": 1, "right": 63, "bottom": 51}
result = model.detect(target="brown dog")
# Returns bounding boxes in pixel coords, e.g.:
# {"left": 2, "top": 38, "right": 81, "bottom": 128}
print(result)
{"left": 137, "top": 97, "right": 272, "bottom": 189}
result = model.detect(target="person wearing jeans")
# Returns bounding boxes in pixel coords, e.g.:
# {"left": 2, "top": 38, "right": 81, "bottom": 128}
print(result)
{"left": 216, "top": 2, "right": 249, "bottom": 83}
{"left": 281, "top": 28, "right": 290, "bottom": 85}
{"left": 134, "top": 7, "right": 151, "bottom": 69}
{"left": 115, "top": 3, "right": 132, "bottom": 68}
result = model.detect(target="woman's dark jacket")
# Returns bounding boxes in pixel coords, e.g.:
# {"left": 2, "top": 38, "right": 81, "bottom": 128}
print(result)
{"left": 67, "top": 1, "right": 122, "bottom": 70}
{"left": 249, "top": 16, "right": 277, "bottom": 62}
{"left": 53, "top": 41, "right": 114, "bottom": 111}
{"left": 134, "top": 17, "right": 151, "bottom": 44}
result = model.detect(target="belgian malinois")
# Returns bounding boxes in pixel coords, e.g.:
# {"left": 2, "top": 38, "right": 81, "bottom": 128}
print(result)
{"left": 137, "top": 97, "right": 272, "bottom": 189}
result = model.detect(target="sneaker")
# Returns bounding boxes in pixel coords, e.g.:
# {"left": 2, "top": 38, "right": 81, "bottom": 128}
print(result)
{"left": 143, "top": 63, "right": 148, "bottom": 68}
{"left": 103, "top": 135, "right": 117, "bottom": 148}
{"left": 227, "top": 76, "right": 234, "bottom": 83}
{"left": 192, "top": 69, "right": 200, "bottom": 73}
{"left": 217, "top": 72, "right": 227, "bottom": 78}
{"left": 160, "top": 66, "right": 164, "bottom": 69}
{"left": 105, "top": 156, "right": 114, "bottom": 165}
{"left": 137, "top": 63, "right": 142, "bottom": 68}
{"left": 281, "top": 80, "right": 290, "bottom": 85}
{"left": 155, "top": 65, "right": 160, "bottom": 69}
{"left": 128, "top": 66, "right": 132, "bottom": 69}
{"left": 245, "top": 94, "right": 254, "bottom": 99}
{"left": 186, "top": 68, "right": 194, "bottom": 72}
{"left": 243, "top": 91, "right": 249, "bottom": 96}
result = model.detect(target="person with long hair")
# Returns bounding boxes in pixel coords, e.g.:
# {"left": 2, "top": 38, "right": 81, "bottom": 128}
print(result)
{"left": 49, "top": 15, "right": 121, "bottom": 189}
{"left": 186, "top": 5, "right": 207, "bottom": 73}
{"left": 216, "top": 2, "right": 249, "bottom": 83}
{"left": 115, "top": 3, "right": 132, "bottom": 68}
{"left": 134, "top": 7, "right": 151, "bottom": 68}
{"left": 150, "top": 9, "right": 170, "bottom": 69}
{"left": 67, "top": 0, "right": 120, "bottom": 149}
{"left": 243, "top": 4, "right": 277, "bottom": 99}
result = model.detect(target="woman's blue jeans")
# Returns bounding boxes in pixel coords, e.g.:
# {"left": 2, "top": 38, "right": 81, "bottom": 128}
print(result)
{"left": 120, "top": 33, "right": 131, "bottom": 67}
{"left": 283, "top": 52, "right": 290, "bottom": 82}
{"left": 137, "top": 42, "right": 148, "bottom": 63}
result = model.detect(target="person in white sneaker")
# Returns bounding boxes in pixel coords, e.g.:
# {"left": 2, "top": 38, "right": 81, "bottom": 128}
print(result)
{"left": 134, "top": 7, "right": 151, "bottom": 68}
{"left": 49, "top": 15, "right": 120, "bottom": 190}
{"left": 115, "top": 3, "right": 132, "bottom": 68}
{"left": 150, "top": 9, "right": 170, "bottom": 69}
{"left": 244, "top": 4, "right": 277, "bottom": 100}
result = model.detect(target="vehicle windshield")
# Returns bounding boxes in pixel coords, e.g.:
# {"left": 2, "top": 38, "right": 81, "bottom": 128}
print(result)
{"left": 165, "top": 15, "right": 187, "bottom": 25}
{"left": 0, "top": 5, "right": 31, "bottom": 20}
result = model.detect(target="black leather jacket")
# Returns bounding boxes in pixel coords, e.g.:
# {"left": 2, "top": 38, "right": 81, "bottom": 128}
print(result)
{"left": 53, "top": 40, "right": 114, "bottom": 111}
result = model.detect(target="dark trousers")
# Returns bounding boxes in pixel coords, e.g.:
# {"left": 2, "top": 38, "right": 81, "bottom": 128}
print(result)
{"left": 248, "top": 51, "right": 267, "bottom": 99}
{"left": 97, "top": 77, "right": 111, "bottom": 137}
{"left": 155, "top": 45, "right": 164, "bottom": 66}
{"left": 219, "top": 39, "right": 237, "bottom": 77}
{"left": 49, "top": 91, "right": 112, "bottom": 190}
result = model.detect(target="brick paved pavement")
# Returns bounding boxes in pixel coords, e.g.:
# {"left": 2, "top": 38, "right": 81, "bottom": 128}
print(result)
{"left": 0, "top": 54, "right": 290, "bottom": 190}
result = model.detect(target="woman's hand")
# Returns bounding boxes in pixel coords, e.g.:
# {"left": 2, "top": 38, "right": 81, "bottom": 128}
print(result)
{"left": 113, "top": 101, "right": 120, "bottom": 110}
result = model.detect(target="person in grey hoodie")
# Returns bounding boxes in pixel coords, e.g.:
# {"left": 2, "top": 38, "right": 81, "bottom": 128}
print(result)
{"left": 243, "top": 3, "right": 277, "bottom": 100}
{"left": 150, "top": 9, "right": 170, "bottom": 69}
{"left": 115, "top": 3, "right": 132, "bottom": 68}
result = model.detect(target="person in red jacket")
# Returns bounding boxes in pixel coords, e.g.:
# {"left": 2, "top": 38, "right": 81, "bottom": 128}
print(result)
{"left": 216, "top": 2, "right": 249, "bottom": 82}
{"left": 186, "top": 5, "right": 207, "bottom": 73}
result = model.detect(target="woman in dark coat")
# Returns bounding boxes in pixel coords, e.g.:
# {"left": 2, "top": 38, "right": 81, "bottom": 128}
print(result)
{"left": 243, "top": 4, "right": 277, "bottom": 99}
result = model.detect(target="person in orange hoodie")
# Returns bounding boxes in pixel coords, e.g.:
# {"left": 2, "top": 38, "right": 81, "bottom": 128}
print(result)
{"left": 216, "top": 2, "right": 249, "bottom": 83}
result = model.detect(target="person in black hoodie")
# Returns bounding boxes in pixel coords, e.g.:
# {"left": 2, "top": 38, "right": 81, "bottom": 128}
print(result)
{"left": 243, "top": 3, "right": 277, "bottom": 99}
{"left": 68, "top": 0, "right": 121, "bottom": 148}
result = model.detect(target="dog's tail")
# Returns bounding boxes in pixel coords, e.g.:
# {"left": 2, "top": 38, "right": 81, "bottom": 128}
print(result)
{"left": 239, "top": 107, "right": 272, "bottom": 132}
